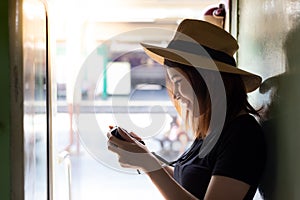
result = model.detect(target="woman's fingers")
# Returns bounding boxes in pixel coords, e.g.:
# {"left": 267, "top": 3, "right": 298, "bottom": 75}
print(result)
{"left": 107, "top": 126, "right": 143, "bottom": 143}
{"left": 129, "top": 131, "right": 142, "bottom": 141}
{"left": 107, "top": 131, "right": 137, "bottom": 150}
{"left": 107, "top": 130, "right": 161, "bottom": 172}
{"left": 107, "top": 141, "right": 118, "bottom": 152}
{"left": 117, "top": 128, "right": 144, "bottom": 144}
{"left": 107, "top": 127, "right": 147, "bottom": 157}
{"left": 117, "top": 127, "right": 136, "bottom": 143}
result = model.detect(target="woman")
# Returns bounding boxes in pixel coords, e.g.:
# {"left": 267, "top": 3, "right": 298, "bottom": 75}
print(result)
{"left": 107, "top": 19, "right": 266, "bottom": 200}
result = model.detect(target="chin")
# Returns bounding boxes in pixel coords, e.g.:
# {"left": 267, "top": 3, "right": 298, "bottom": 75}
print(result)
{"left": 190, "top": 106, "right": 201, "bottom": 117}
{"left": 192, "top": 110, "right": 201, "bottom": 118}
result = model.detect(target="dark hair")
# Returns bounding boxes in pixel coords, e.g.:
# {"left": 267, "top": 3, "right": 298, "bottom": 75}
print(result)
{"left": 164, "top": 59, "right": 259, "bottom": 138}
{"left": 221, "top": 72, "right": 260, "bottom": 119}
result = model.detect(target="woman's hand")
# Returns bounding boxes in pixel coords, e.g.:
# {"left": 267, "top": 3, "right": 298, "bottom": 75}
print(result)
{"left": 107, "top": 126, "right": 198, "bottom": 200}
{"left": 107, "top": 126, "right": 162, "bottom": 173}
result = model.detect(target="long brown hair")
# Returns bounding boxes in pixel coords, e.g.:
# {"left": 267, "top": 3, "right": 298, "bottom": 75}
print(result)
{"left": 164, "top": 59, "right": 259, "bottom": 139}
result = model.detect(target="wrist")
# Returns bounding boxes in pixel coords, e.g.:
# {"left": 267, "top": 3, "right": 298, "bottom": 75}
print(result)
{"left": 140, "top": 154, "right": 164, "bottom": 173}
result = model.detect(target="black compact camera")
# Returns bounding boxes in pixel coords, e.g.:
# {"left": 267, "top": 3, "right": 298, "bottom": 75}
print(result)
{"left": 110, "top": 126, "right": 145, "bottom": 145}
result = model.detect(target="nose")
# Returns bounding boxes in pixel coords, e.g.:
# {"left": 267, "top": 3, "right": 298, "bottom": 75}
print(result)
{"left": 173, "top": 92, "right": 178, "bottom": 99}
{"left": 173, "top": 84, "right": 180, "bottom": 100}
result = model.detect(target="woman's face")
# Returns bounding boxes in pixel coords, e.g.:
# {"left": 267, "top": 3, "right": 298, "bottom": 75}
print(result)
{"left": 166, "top": 67, "right": 200, "bottom": 116}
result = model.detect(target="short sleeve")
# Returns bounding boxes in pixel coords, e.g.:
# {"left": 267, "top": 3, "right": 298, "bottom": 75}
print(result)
{"left": 212, "top": 115, "right": 266, "bottom": 185}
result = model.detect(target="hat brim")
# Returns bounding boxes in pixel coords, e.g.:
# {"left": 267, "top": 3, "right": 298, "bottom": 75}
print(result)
{"left": 141, "top": 43, "right": 262, "bottom": 93}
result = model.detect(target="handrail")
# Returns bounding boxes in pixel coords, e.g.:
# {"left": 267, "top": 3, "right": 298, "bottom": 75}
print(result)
{"left": 57, "top": 150, "right": 72, "bottom": 200}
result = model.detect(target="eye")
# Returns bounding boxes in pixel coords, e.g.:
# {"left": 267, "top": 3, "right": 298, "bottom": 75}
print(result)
{"left": 174, "top": 79, "right": 182, "bottom": 85}
{"left": 176, "top": 95, "right": 181, "bottom": 100}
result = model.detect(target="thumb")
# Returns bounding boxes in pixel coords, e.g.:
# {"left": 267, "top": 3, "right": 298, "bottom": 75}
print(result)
{"left": 117, "top": 127, "right": 135, "bottom": 143}
{"left": 129, "top": 131, "right": 142, "bottom": 141}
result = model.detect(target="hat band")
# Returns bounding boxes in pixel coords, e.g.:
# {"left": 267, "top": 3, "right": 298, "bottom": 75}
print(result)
{"left": 167, "top": 40, "right": 236, "bottom": 67}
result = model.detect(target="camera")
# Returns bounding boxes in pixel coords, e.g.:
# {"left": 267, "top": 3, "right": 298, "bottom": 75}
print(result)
{"left": 110, "top": 126, "right": 145, "bottom": 145}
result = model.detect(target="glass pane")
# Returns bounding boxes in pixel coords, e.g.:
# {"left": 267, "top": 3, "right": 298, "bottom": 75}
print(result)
{"left": 238, "top": 0, "right": 300, "bottom": 199}
{"left": 23, "top": 0, "right": 48, "bottom": 199}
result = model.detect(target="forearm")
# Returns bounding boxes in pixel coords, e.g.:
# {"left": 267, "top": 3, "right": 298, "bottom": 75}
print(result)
{"left": 146, "top": 167, "right": 198, "bottom": 200}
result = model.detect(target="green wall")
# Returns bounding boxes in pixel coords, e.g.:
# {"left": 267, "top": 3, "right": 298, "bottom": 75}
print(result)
{"left": 238, "top": 0, "right": 300, "bottom": 199}
{"left": 0, "top": 0, "right": 11, "bottom": 199}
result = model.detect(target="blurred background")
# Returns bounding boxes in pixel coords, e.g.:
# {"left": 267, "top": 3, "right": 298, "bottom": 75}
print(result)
{"left": 3, "top": 0, "right": 300, "bottom": 200}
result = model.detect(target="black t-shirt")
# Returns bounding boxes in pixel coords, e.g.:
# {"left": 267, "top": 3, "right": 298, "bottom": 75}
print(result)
{"left": 173, "top": 114, "right": 266, "bottom": 200}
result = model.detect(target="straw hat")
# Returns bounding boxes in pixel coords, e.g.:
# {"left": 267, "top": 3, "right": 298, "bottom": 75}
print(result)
{"left": 141, "top": 19, "right": 262, "bottom": 93}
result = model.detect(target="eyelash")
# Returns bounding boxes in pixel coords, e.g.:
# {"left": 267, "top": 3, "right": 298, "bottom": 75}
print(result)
{"left": 174, "top": 79, "right": 181, "bottom": 85}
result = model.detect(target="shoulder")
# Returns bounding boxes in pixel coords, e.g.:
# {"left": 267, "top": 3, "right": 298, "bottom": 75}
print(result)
{"left": 212, "top": 114, "right": 266, "bottom": 185}
{"left": 208, "top": 114, "right": 265, "bottom": 154}
{"left": 213, "top": 114, "right": 266, "bottom": 165}
{"left": 229, "top": 114, "right": 262, "bottom": 130}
